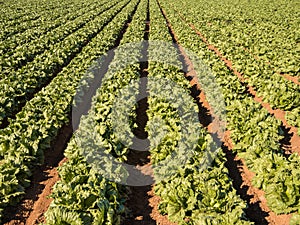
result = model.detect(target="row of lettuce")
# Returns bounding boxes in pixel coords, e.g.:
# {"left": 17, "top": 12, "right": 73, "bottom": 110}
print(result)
{"left": 0, "top": 0, "right": 126, "bottom": 127}
{"left": 146, "top": 1, "right": 252, "bottom": 224}
{"left": 0, "top": 0, "right": 89, "bottom": 54}
{"left": 159, "top": 0, "right": 300, "bottom": 223}
{"left": 0, "top": 0, "right": 82, "bottom": 42}
{"left": 1, "top": 0, "right": 95, "bottom": 66}
{"left": 43, "top": 0, "right": 146, "bottom": 223}
{"left": 170, "top": 0, "right": 299, "bottom": 77}
{"left": 165, "top": 0, "right": 300, "bottom": 135}
{"left": 0, "top": 0, "right": 137, "bottom": 222}
{"left": 0, "top": 0, "right": 76, "bottom": 41}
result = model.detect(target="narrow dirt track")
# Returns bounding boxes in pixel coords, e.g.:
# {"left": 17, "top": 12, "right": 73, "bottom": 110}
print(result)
{"left": 158, "top": 1, "right": 293, "bottom": 224}
{"left": 2, "top": 123, "right": 72, "bottom": 225}
{"left": 122, "top": 2, "right": 176, "bottom": 223}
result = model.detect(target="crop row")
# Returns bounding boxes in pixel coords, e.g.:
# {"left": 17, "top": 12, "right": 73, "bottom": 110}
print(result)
{"left": 0, "top": 0, "right": 70, "bottom": 22}
{"left": 145, "top": 1, "right": 253, "bottom": 224}
{"left": 0, "top": 0, "right": 113, "bottom": 76}
{"left": 0, "top": 0, "right": 137, "bottom": 222}
{"left": 1, "top": 0, "right": 299, "bottom": 224}
{"left": 167, "top": 0, "right": 300, "bottom": 137}
{"left": 44, "top": 0, "right": 252, "bottom": 224}
{"left": 0, "top": 0, "right": 94, "bottom": 57}
{"left": 43, "top": 0, "right": 145, "bottom": 223}
{"left": 159, "top": 0, "right": 300, "bottom": 222}
{"left": 174, "top": 0, "right": 299, "bottom": 77}
{"left": 0, "top": 0, "right": 77, "bottom": 41}
{"left": 0, "top": 0, "right": 126, "bottom": 127}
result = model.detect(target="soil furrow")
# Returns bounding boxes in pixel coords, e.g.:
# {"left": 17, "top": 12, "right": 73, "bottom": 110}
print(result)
{"left": 2, "top": 122, "right": 72, "bottom": 225}
{"left": 123, "top": 1, "right": 165, "bottom": 224}
{"left": 122, "top": 1, "right": 178, "bottom": 224}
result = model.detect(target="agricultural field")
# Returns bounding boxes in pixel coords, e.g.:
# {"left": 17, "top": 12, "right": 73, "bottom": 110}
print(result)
{"left": 0, "top": 0, "right": 299, "bottom": 224}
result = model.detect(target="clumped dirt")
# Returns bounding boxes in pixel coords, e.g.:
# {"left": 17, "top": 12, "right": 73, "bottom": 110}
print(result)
{"left": 122, "top": 97, "right": 175, "bottom": 225}
{"left": 122, "top": 181, "right": 177, "bottom": 225}
{"left": 122, "top": 150, "right": 156, "bottom": 225}
{"left": 123, "top": 185, "right": 156, "bottom": 225}
{"left": 148, "top": 189, "right": 177, "bottom": 225}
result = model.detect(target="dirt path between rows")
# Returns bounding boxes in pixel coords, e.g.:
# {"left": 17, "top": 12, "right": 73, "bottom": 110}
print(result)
{"left": 2, "top": 124, "right": 72, "bottom": 225}
{"left": 122, "top": 150, "right": 176, "bottom": 225}
{"left": 122, "top": 2, "right": 176, "bottom": 223}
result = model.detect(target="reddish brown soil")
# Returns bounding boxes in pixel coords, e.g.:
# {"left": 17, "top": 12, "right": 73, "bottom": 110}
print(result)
{"left": 122, "top": 3, "right": 175, "bottom": 221}
{"left": 120, "top": 147, "right": 171, "bottom": 225}
{"left": 250, "top": 90, "right": 300, "bottom": 154}
{"left": 282, "top": 74, "right": 300, "bottom": 85}
{"left": 2, "top": 124, "right": 72, "bottom": 225}
{"left": 122, "top": 180, "right": 157, "bottom": 225}
{"left": 148, "top": 189, "right": 177, "bottom": 225}
{"left": 27, "top": 158, "right": 67, "bottom": 225}
{"left": 122, "top": 179, "right": 177, "bottom": 225}
{"left": 224, "top": 131, "right": 292, "bottom": 225}
{"left": 3, "top": 166, "right": 59, "bottom": 225}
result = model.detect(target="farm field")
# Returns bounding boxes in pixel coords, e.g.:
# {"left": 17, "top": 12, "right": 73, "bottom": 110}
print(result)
{"left": 0, "top": 0, "right": 299, "bottom": 224}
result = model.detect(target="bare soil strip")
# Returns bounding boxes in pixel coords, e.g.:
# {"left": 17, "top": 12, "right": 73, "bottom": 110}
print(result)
{"left": 2, "top": 123, "right": 72, "bottom": 225}
{"left": 122, "top": 1, "right": 176, "bottom": 223}
{"left": 158, "top": 2, "right": 293, "bottom": 224}
{"left": 148, "top": 190, "right": 177, "bottom": 225}
{"left": 172, "top": 9, "right": 300, "bottom": 155}
{"left": 281, "top": 74, "right": 300, "bottom": 85}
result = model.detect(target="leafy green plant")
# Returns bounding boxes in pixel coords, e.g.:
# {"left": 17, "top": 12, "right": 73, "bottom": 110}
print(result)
{"left": 0, "top": 0, "right": 125, "bottom": 126}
